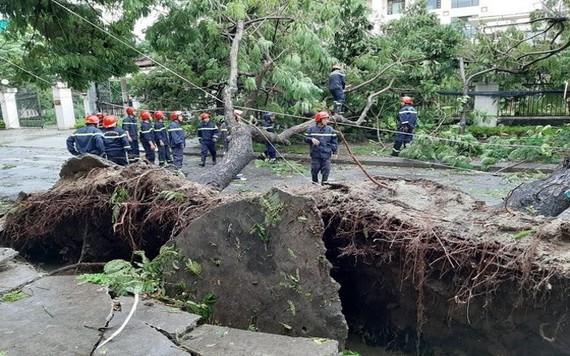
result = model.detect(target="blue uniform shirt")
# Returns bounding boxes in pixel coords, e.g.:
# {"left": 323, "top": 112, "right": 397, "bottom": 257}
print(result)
{"left": 197, "top": 121, "right": 219, "bottom": 142}
{"left": 395, "top": 104, "right": 418, "bottom": 143}
{"left": 102, "top": 127, "right": 131, "bottom": 153}
{"left": 304, "top": 123, "right": 338, "bottom": 159}
{"left": 168, "top": 121, "right": 185, "bottom": 147}
{"left": 122, "top": 115, "right": 138, "bottom": 140}
{"left": 154, "top": 120, "right": 168, "bottom": 144}
{"left": 66, "top": 124, "right": 105, "bottom": 156}
{"left": 260, "top": 118, "right": 275, "bottom": 133}
{"left": 139, "top": 121, "right": 155, "bottom": 144}
{"left": 328, "top": 69, "right": 346, "bottom": 91}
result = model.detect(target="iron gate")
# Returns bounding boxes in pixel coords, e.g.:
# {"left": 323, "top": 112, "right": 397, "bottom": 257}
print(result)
{"left": 16, "top": 90, "right": 43, "bottom": 127}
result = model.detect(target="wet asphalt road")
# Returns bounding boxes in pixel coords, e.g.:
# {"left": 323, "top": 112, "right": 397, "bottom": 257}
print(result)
{"left": 0, "top": 127, "right": 542, "bottom": 204}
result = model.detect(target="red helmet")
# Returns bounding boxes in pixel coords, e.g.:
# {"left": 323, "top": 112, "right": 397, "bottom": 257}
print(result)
{"left": 170, "top": 111, "right": 182, "bottom": 120}
{"left": 126, "top": 107, "right": 135, "bottom": 115}
{"left": 199, "top": 112, "right": 210, "bottom": 120}
{"left": 140, "top": 110, "right": 151, "bottom": 120}
{"left": 401, "top": 96, "right": 413, "bottom": 104}
{"left": 85, "top": 115, "right": 100, "bottom": 124}
{"left": 102, "top": 115, "right": 118, "bottom": 128}
{"left": 154, "top": 111, "right": 164, "bottom": 119}
{"left": 314, "top": 111, "right": 330, "bottom": 122}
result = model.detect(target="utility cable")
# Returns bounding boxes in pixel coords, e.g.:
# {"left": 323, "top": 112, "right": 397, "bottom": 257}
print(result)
{"left": 51, "top": 0, "right": 224, "bottom": 106}
{"left": 50, "top": 0, "right": 568, "bottom": 154}
{"left": 12, "top": 2, "right": 565, "bottom": 180}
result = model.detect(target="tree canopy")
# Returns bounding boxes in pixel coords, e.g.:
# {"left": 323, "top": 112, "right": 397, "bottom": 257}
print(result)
{"left": 0, "top": 0, "right": 152, "bottom": 89}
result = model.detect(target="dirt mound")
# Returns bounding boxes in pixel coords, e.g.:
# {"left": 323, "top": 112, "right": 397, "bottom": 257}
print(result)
{"left": 292, "top": 177, "right": 570, "bottom": 354}
{"left": 1, "top": 156, "right": 220, "bottom": 262}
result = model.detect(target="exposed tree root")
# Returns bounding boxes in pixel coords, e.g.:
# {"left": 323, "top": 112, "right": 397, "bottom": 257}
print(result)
{"left": 298, "top": 177, "right": 570, "bottom": 352}
{"left": 1, "top": 162, "right": 220, "bottom": 262}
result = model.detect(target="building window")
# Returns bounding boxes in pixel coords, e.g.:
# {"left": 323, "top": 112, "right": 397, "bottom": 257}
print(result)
{"left": 426, "top": 0, "right": 441, "bottom": 10}
{"left": 451, "top": 0, "right": 479, "bottom": 8}
{"left": 387, "top": 0, "right": 405, "bottom": 15}
{"left": 452, "top": 16, "right": 477, "bottom": 37}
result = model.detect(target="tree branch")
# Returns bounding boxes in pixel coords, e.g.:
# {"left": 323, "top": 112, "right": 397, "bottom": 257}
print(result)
{"left": 353, "top": 78, "right": 396, "bottom": 125}
{"left": 243, "top": 15, "right": 294, "bottom": 27}
{"left": 346, "top": 58, "right": 422, "bottom": 93}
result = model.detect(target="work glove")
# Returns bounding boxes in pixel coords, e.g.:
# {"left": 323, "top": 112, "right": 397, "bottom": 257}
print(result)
{"left": 401, "top": 124, "right": 411, "bottom": 133}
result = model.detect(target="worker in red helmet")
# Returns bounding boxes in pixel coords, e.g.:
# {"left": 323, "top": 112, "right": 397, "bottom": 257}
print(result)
{"left": 168, "top": 111, "right": 185, "bottom": 169}
{"left": 153, "top": 111, "right": 172, "bottom": 166}
{"left": 139, "top": 110, "right": 156, "bottom": 163}
{"left": 66, "top": 115, "right": 105, "bottom": 156}
{"left": 122, "top": 106, "right": 139, "bottom": 163}
{"left": 391, "top": 96, "right": 418, "bottom": 157}
{"left": 304, "top": 111, "right": 338, "bottom": 185}
{"left": 101, "top": 115, "right": 131, "bottom": 166}
{"left": 197, "top": 112, "right": 218, "bottom": 167}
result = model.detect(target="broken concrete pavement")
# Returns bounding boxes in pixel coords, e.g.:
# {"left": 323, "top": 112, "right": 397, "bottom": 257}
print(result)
{"left": 0, "top": 250, "right": 339, "bottom": 355}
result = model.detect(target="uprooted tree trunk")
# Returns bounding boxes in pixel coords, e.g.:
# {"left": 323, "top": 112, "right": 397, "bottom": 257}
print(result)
{"left": 504, "top": 156, "right": 570, "bottom": 216}
{"left": 5, "top": 161, "right": 570, "bottom": 354}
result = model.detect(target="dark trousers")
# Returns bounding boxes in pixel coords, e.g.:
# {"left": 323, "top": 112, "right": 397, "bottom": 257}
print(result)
{"left": 330, "top": 88, "right": 345, "bottom": 113}
{"left": 141, "top": 141, "right": 155, "bottom": 163}
{"left": 127, "top": 139, "right": 140, "bottom": 163}
{"left": 311, "top": 157, "right": 331, "bottom": 184}
{"left": 105, "top": 150, "right": 128, "bottom": 166}
{"left": 265, "top": 143, "right": 276, "bottom": 159}
{"left": 171, "top": 144, "right": 184, "bottom": 169}
{"left": 200, "top": 141, "right": 217, "bottom": 163}
{"left": 157, "top": 144, "right": 171, "bottom": 165}
{"left": 392, "top": 141, "right": 407, "bottom": 156}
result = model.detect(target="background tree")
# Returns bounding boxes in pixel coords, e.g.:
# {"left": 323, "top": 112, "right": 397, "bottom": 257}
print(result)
{"left": 448, "top": 0, "right": 570, "bottom": 133}
{"left": 0, "top": 0, "right": 152, "bottom": 89}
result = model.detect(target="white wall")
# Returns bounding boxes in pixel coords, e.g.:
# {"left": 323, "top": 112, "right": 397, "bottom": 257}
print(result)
{"left": 369, "top": 0, "right": 542, "bottom": 25}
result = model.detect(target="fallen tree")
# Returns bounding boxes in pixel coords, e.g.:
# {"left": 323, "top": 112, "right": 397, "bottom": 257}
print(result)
{"left": 2, "top": 156, "right": 570, "bottom": 353}
{"left": 504, "top": 156, "right": 570, "bottom": 217}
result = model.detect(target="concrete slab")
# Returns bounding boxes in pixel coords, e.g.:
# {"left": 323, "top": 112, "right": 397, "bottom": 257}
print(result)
{"left": 0, "top": 261, "right": 41, "bottom": 294}
{"left": 0, "top": 248, "right": 18, "bottom": 268}
{"left": 0, "top": 275, "right": 110, "bottom": 354}
{"left": 95, "top": 296, "right": 201, "bottom": 355}
{"left": 180, "top": 324, "right": 339, "bottom": 356}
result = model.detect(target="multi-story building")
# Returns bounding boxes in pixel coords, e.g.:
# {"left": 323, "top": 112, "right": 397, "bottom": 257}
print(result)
{"left": 367, "top": 0, "right": 544, "bottom": 34}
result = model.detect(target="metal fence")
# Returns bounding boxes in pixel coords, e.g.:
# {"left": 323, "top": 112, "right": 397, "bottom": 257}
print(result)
{"left": 498, "top": 90, "right": 567, "bottom": 117}
{"left": 435, "top": 87, "right": 569, "bottom": 118}
{"left": 16, "top": 91, "right": 43, "bottom": 127}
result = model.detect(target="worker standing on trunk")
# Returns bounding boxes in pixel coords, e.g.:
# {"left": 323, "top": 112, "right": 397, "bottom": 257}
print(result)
{"left": 197, "top": 112, "right": 218, "bottom": 167}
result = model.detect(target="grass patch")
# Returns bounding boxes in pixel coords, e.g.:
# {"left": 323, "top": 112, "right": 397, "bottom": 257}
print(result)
{"left": 254, "top": 159, "right": 308, "bottom": 175}
{"left": 1, "top": 290, "right": 28, "bottom": 303}
{"left": 2, "top": 164, "right": 16, "bottom": 169}
{"left": 0, "top": 199, "right": 14, "bottom": 215}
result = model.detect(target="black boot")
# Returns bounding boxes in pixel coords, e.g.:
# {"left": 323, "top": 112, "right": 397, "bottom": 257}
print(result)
{"left": 333, "top": 101, "right": 343, "bottom": 115}
{"left": 212, "top": 153, "right": 217, "bottom": 165}
{"left": 312, "top": 173, "right": 319, "bottom": 185}
{"left": 321, "top": 173, "right": 329, "bottom": 185}
{"left": 199, "top": 156, "right": 206, "bottom": 167}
